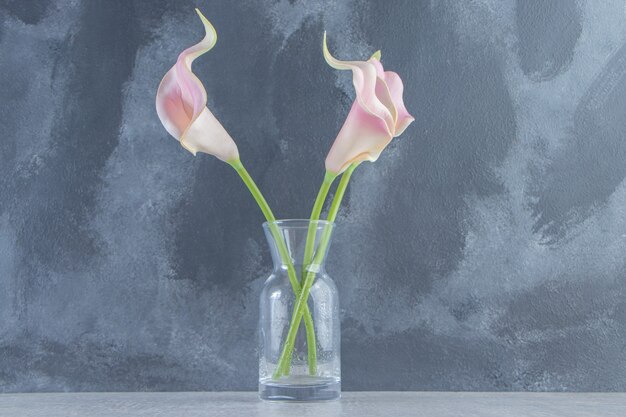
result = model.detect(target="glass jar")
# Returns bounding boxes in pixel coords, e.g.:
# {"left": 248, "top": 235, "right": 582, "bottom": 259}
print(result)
{"left": 258, "top": 220, "right": 340, "bottom": 401}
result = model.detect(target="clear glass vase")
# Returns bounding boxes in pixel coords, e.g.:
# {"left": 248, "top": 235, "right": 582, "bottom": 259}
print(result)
{"left": 258, "top": 220, "right": 340, "bottom": 401}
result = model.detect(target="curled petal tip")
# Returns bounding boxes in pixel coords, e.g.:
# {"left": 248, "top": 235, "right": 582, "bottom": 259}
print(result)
{"left": 195, "top": 8, "right": 217, "bottom": 50}
{"left": 322, "top": 31, "right": 342, "bottom": 70}
{"left": 194, "top": 8, "right": 208, "bottom": 24}
{"left": 370, "top": 50, "right": 381, "bottom": 61}
{"left": 322, "top": 31, "right": 331, "bottom": 64}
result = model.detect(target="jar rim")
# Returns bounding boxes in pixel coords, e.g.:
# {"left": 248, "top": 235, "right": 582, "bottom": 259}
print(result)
{"left": 262, "top": 219, "right": 335, "bottom": 229}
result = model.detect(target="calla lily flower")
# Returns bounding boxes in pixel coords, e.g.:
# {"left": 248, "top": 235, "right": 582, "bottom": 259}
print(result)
{"left": 156, "top": 9, "right": 239, "bottom": 162}
{"left": 323, "top": 33, "right": 414, "bottom": 175}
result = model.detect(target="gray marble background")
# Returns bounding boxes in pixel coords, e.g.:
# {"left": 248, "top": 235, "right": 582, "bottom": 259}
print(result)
{"left": 1, "top": 0, "right": 626, "bottom": 392}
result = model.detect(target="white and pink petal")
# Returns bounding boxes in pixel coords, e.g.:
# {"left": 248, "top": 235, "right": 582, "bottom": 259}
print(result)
{"left": 383, "top": 70, "right": 414, "bottom": 136}
{"left": 325, "top": 101, "right": 393, "bottom": 174}
{"left": 181, "top": 107, "right": 239, "bottom": 161}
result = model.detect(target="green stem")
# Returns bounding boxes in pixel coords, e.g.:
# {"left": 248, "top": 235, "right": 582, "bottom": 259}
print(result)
{"left": 229, "top": 159, "right": 318, "bottom": 377}
{"left": 301, "top": 171, "right": 337, "bottom": 294}
{"left": 326, "top": 164, "right": 357, "bottom": 221}
{"left": 275, "top": 164, "right": 357, "bottom": 375}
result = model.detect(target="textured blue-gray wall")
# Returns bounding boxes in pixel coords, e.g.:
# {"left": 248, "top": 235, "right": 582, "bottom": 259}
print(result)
{"left": 1, "top": 0, "right": 626, "bottom": 392}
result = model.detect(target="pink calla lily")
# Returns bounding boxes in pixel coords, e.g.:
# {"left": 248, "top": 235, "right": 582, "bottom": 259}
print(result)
{"left": 323, "top": 33, "right": 414, "bottom": 174}
{"left": 156, "top": 9, "right": 239, "bottom": 162}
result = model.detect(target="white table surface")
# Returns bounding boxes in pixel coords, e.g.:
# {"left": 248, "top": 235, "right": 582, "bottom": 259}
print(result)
{"left": 1, "top": 391, "right": 624, "bottom": 417}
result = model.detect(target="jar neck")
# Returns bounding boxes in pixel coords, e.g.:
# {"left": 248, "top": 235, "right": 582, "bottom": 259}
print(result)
{"left": 263, "top": 220, "right": 335, "bottom": 271}
{"left": 274, "top": 262, "right": 327, "bottom": 274}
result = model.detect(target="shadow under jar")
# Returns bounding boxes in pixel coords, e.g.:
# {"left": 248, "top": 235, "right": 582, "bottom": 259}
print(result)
{"left": 258, "top": 220, "right": 340, "bottom": 401}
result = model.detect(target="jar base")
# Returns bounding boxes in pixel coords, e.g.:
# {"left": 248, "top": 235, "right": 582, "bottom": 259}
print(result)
{"left": 259, "top": 376, "right": 341, "bottom": 402}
